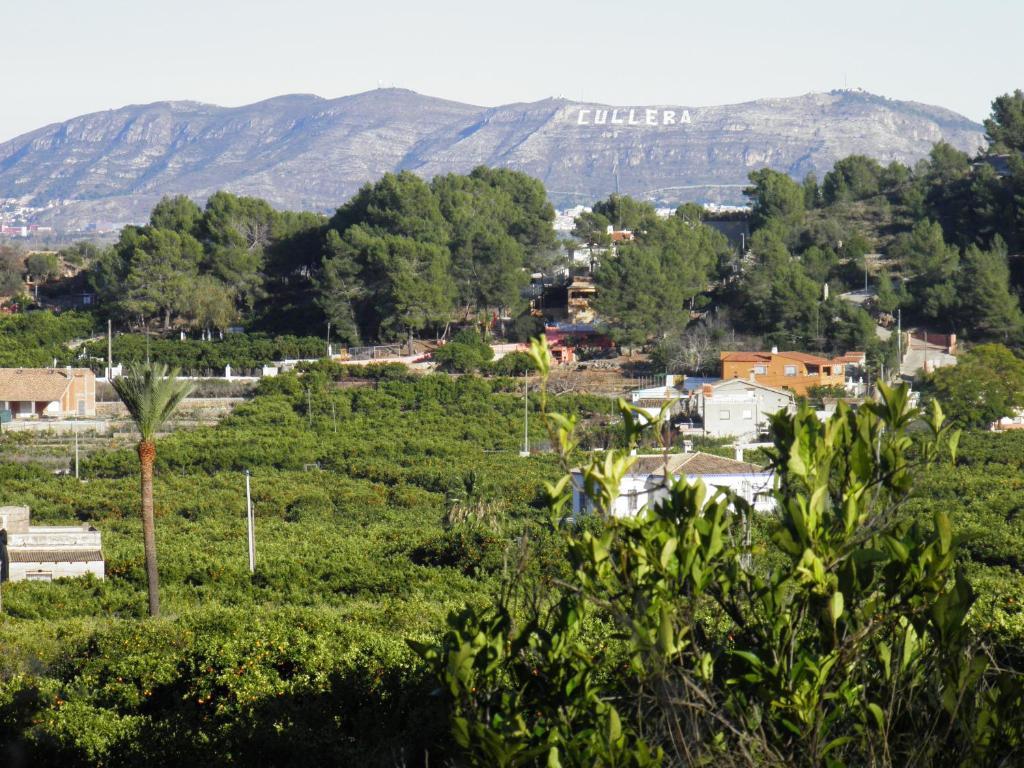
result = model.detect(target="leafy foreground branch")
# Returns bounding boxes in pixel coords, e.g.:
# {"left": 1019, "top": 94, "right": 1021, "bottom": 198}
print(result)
{"left": 414, "top": 337, "right": 1024, "bottom": 767}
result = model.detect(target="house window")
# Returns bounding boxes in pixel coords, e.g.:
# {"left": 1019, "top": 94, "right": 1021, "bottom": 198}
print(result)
{"left": 26, "top": 571, "right": 53, "bottom": 582}
{"left": 627, "top": 492, "right": 637, "bottom": 513}
{"left": 719, "top": 409, "right": 731, "bottom": 420}
{"left": 754, "top": 365, "right": 766, "bottom": 375}
{"left": 784, "top": 365, "right": 797, "bottom": 377}
{"left": 742, "top": 409, "right": 753, "bottom": 420}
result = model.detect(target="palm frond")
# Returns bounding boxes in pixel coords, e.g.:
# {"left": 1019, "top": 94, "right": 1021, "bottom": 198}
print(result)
{"left": 111, "top": 362, "right": 194, "bottom": 441}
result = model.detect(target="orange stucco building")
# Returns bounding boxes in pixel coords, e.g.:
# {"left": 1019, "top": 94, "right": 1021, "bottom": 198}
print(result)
{"left": 0, "top": 368, "right": 96, "bottom": 418}
{"left": 720, "top": 350, "right": 861, "bottom": 396}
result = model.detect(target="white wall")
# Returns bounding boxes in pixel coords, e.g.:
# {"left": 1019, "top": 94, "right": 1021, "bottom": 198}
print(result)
{"left": 7, "top": 560, "right": 104, "bottom": 582}
{"left": 572, "top": 470, "right": 775, "bottom": 517}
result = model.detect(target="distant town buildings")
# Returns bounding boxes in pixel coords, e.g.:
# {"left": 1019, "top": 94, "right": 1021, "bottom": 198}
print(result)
{"left": 0, "top": 506, "right": 104, "bottom": 583}
{"left": 0, "top": 224, "right": 54, "bottom": 238}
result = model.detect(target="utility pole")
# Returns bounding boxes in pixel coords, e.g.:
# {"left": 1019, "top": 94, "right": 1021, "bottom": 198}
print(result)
{"left": 245, "top": 470, "right": 255, "bottom": 574}
{"left": 519, "top": 376, "right": 529, "bottom": 458}
{"left": 74, "top": 422, "right": 79, "bottom": 480}
{"left": 896, "top": 308, "right": 902, "bottom": 373}
{"left": 326, "top": 322, "right": 331, "bottom": 358}
{"left": 0, "top": 531, "right": 4, "bottom": 615}
{"left": 107, "top": 319, "right": 113, "bottom": 380}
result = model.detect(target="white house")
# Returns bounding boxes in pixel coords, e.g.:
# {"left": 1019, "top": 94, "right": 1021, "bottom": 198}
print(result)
{"left": 691, "top": 378, "right": 795, "bottom": 438}
{"left": 0, "top": 506, "right": 104, "bottom": 582}
{"left": 571, "top": 451, "right": 775, "bottom": 519}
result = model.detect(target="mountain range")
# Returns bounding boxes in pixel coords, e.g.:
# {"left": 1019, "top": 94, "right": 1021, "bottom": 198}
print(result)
{"left": 0, "top": 88, "right": 986, "bottom": 230}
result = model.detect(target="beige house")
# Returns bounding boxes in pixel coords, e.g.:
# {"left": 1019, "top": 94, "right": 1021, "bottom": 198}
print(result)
{"left": 0, "top": 506, "right": 104, "bottom": 582}
{"left": 0, "top": 367, "right": 96, "bottom": 418}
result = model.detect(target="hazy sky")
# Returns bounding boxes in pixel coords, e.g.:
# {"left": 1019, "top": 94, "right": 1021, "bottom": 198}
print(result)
{"left": 2, "top": 0, "right": 1022, "bottom": 142}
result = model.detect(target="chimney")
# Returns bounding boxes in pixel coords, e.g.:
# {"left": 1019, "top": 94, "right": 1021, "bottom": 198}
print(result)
{"left": 734, "top": 445, "right": 745, "bottom": 462}
{"left": 665, "top": 374, "right": 674, "bottom": 388}
{"left": 771, "top": 345, "right": 778, "bottom": 354}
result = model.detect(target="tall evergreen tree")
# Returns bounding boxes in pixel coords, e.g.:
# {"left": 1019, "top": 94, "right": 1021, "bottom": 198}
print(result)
{"left": 959, "top": 239, "right": 1024, "bottom": 341}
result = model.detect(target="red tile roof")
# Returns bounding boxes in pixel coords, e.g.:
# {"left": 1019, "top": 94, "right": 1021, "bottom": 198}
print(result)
{"left": 0, "top": 368, "right": 72, "bottom": 402}
{"left": 720, "top": 352, "right": 771, "bottom": 363}
{"left": 831, "top": 351, "right": 866, "bottom": 364}
{"left": 627, "top": 452, "right": 769, "bottom": 477}
{"left": 773, "top": 351, "right": 832, "bottom": 365}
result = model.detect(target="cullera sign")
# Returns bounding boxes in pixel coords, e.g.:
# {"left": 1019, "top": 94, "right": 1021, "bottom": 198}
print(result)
{"left": 575, "top": 108, "right": 693, "bottom": 126}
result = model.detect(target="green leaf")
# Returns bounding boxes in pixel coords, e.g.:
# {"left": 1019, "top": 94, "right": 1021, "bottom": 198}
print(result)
{"left": 829, "top": 591, "right": 845, "bottom": 624}
{"left": 935, "top": 510, "right": 952, "bottom": 554}
{"left": 867, "top": 702, "right": 885, "bottom": 731}
{"left": 657, "top": 605, "right": 675, "bottom": 655}
{"left": 788, "top": 446, "right": 808, "bottom": 478}
{"left": 659, "top": 537, "right": 678, "bottom": 569}
{"left": 822, "top": 735, "right": 853, "bottom": 755}
{"left": 607, "top": 706, "right": 622, "bottom": 742}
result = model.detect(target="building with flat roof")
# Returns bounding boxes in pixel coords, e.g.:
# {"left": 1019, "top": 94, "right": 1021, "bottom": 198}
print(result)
{"left": 0, "top": 506, "right": 104, "bottom": 583}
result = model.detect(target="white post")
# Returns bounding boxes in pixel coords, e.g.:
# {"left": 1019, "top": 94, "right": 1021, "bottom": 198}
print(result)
{"left": 519, "top": 376, "right": 529, "bottom": 457}
{"left": 896, "top": 308, "right": 902, "bottom": 370}
{"left": 245, "top": 471, "right": 255, "bottom": 574}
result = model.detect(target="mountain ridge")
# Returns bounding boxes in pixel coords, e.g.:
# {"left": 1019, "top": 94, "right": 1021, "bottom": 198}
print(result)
{"left": 0, "top": 88, "right": 985, "bottom": 230}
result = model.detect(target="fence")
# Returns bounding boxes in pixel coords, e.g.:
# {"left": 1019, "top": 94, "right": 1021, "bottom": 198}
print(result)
{"left": 346, "top": 344, "right": 407, "bottom": 360}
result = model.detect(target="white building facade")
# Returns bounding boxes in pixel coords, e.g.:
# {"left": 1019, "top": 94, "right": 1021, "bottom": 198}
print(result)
{"left": 692, "top": 378, "right": 796, "bottom": 439}
{"left": 571, "top": 452, "right": 776, "bottom": 519}
{"left": 0, "top": 506, "right": 104, "bottom": 582}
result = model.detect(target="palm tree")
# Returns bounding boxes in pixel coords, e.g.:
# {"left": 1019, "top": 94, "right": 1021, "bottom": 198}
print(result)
{"left": 112, "top": 363, "right": 192, "bottom": 617}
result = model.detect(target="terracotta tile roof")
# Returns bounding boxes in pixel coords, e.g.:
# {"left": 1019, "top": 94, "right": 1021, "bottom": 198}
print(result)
{"left": 831, "top": 351, "right": 866, "bottom": 364}
{"left": 626, "top": 452, "right": 769, "bottom": 477}
{"left": 634, "top": 398, "right": 675, "bottom": 408}
{"left": 674, "top": 452, "right": 770, "bottom": 476}
{"left": 7, "top": 549, "right": 103, "bottom": 563}
{"left": 774, "top": 351, "right": 832, "bottom": 365}
{"left": 720, "top": 352, "right": 771, "bottom": 363}
{"left": 0, "top": 368, "right": 72, "bottom": 402}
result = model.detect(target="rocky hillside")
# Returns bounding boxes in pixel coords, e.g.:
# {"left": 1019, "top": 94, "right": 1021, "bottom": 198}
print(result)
{"left": 0, "top": 88, "right": 985, "bottom": 229}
